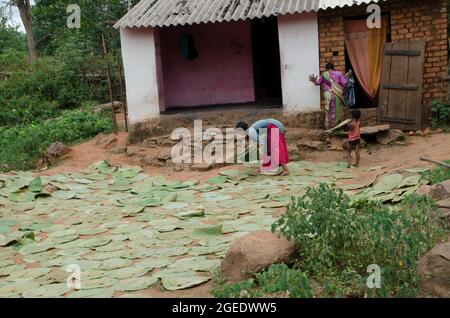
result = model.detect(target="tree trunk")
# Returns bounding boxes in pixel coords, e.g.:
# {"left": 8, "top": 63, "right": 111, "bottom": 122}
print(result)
{"left": 16, "top": 0, "right": 37, "bottom": 62}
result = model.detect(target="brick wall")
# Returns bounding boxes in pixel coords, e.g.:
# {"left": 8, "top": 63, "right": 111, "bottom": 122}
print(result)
{"left": 318, "top": 0, "right": 448, "bottom": 128}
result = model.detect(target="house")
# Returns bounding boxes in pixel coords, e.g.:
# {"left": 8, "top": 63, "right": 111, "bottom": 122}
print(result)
{"left": 115, "top": 0, "right": 448, "bottom": 142}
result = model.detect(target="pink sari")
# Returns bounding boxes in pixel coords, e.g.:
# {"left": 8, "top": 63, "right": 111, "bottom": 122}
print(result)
{"left": 262, "top": 124, "right": 289, "bottom": 172}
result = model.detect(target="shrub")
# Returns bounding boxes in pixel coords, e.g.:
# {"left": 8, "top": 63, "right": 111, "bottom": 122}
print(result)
{"left": 0, "top": 110, "right": 112, "bottom": 171}
{"left": 271, "top": 184, "right": 444, "bottom": 298}
{"left": 421, "top": 160, "right": 450, "bottom": 184}
{"left": 213, "top": 264, "right": 312, "bottom": 298}
{"left": 430, "top": 100, "right": 450, "bottom": 130}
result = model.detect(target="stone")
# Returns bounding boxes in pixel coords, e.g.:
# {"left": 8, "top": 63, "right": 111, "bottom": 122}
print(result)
{"left": 415, "top": 130, "right": 423, "bottom": 136}
{"left": 126, "top": 146, "right": 145, "bottom": 157}
{"left": 142, "top": 154, "right": 166, "bottom": 167}
{"left": 297, "top": 140, "right": 326, "bottom": 151}
{"left": 423, "top": 127, "right": 432, "bottom": 136}
{"left": 112, "top": 147, "right": 127, "bottom": 155}
{"left": 221, "top": 231, "right": 298, "bottom": 283}
{"left": 437, "top": 199, "right": 450, "bottom": 209}
{"left": 409, "top": 131, "right": 415, "bottom": 136}
{"left": 157, "top": 149, "right": 173, "bottom": 161}
{"left": 431, "top": 180, "right": 450, "bottom": 200}
{"left": 440, "top": 209, "right": 450, "bottom": 228}
{"left": 173, "top": 165, "right": 184, "bottom": 172}
{"left": 376, "top": 129, "right": 406, "bottom": 145}
{"left": 191, "top": 163, "right": 214, "bottom": 172}
{"left": 95, "top": 134, "right": 118, "bottom": 150}
{"left": 417, "top": 242, "right": 450, "bottom": 298}
{"left": 44, "top": 142, "right": 71, "bottom": 163}
{"left": 416, "top": 185, "right": 433, "bottom": 197}
{"left": 142, "top": 139, "right": 158, "bottom": 148}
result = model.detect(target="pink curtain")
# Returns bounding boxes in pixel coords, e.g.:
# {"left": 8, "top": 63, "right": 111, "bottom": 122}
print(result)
{"left": 345, "top": 18, "right": 388, "bottom": 100}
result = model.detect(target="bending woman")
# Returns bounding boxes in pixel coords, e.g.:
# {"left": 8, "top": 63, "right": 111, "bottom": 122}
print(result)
{"left": 236, "top": 119, "right": 289, "bottom": 176}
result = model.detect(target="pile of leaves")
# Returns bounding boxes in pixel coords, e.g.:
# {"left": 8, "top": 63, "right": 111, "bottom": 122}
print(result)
{"left": 0, "top": 159, "right": 440, "bottom": 298}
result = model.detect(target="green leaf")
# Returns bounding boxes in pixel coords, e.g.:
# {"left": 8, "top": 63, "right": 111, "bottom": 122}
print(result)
{"left": 192, "top": 225, "right": 223, "bottom": 238}
{"left": 29, "top": 177, "right": 43, "bottom": 193}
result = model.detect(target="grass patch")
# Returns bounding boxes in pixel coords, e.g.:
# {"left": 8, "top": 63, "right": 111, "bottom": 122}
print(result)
{"left": 421, "top": 160, "right": 450, "bottom": 184}
{"left": 0, "top": 110, "right": 112, "bottom": 171}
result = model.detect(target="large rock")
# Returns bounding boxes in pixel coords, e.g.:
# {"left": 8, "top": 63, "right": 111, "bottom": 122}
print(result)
{"left": 431, "top": 180, "right": 450, "bottom": 200}
{"left": 376, "top": 129, "right": 406, "bottom": 145}
{"left": 221, "top": 231, "right": 298, "bottom": 283}
{"left": 45, "top": 142, "right": 71, "bottom": 161}
{"left": 95, "top": 134, "right": 118, "bottom": 150}
{"left": 418, "top": 242, "right": 450, "bottom": 298}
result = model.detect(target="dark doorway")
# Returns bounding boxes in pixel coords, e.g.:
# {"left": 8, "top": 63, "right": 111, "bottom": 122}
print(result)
{"left": 251, "top": 17, "right": 283, "bottom": 105}
{"left": 344, "top": 13, "right": 391, "bottom": 109}
{"left": 345, "top": 50, "right": 377, "bottom": 108}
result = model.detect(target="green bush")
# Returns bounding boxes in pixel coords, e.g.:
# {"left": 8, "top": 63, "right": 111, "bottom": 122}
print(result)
{"left": 0, "top": 110, "right": 112, "bottom": 171}
{"left": 271, "top": 184, "right": 444, "bottom": 298}
{"left": 213, "top": 264, "right": 312, "bottom": 298}
{"left": 430, "top": 100, "right": 450, "bottom": 130}
{"left": 421, "top": 160, "right": 450, "bottom": 184}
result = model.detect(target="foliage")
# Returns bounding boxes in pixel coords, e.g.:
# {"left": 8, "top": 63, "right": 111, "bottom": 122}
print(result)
{"left": 0, "top": 110, "right": 112, "bottom": 171}
{"left": 0, "top": 23, "right": 26, "bottom": 55}
{"left": 421, "top": 160, "right": 450, "bottom": 184}
{"left": 33, "top": 0, "right": 140, "bottom": 55}
{"left": 213, "top": 264, "right": 313, "bottom": 299}
{"left": 430, "top": 100, "right": 450, "bottom": 130}
{"left": 270, "top": 184, "right": 445, "bottom": 298}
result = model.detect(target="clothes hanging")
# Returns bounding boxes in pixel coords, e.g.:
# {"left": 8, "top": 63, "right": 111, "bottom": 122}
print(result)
{"left": 345, "top": 75, "right": 356, "bottom": 108}
{"left": 179, "top": 32, "right": 198, "bottom": 60}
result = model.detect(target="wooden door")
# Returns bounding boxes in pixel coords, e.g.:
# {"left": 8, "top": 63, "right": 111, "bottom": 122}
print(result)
{"left": 378, "top": 39, "right": 426, "bottom": 130}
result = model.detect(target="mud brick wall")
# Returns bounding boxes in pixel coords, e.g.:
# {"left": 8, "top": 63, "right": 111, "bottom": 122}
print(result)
{"left": 318, "top": 0, "right": 448, "bottom": 127}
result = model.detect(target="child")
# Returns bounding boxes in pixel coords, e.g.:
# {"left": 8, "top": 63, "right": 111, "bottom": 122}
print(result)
{"left": 343, "top": 110, "right": 362, "bottom": 168}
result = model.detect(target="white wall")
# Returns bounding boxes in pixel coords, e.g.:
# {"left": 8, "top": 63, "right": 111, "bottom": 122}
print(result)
{"left": 120, "top": 27, "right": 163, "bottom": 124}
{"left": 278, "top": 13, "right": 321, "bottom": 113}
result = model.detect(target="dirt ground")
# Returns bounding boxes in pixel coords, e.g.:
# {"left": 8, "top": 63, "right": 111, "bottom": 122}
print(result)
{"left": 39, "top": 132, "right": 450, "bottom": 185}
{"left": 34, "top": 131, "right": 450, "bottom": 298}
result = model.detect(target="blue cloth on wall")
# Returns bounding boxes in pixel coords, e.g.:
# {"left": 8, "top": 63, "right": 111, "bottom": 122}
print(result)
{"left": 345, "top": 76, "right": 356, "bottom": 108}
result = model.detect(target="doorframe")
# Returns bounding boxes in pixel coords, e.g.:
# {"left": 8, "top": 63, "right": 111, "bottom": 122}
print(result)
{"left": 343, "top": 12, "right": 392, "bottom": 109}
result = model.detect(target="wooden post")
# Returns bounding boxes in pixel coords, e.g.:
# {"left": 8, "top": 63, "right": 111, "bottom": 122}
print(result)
{"left": 117, "top": 52, "right": 129, "bottom": 133}
{"left": 102, "top": 33, "right": 118, "bottom": 135}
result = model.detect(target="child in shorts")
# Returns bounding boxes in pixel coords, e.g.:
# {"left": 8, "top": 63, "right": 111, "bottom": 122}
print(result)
{"left": 343, "top": 110, "right": 362, "bottom": 168}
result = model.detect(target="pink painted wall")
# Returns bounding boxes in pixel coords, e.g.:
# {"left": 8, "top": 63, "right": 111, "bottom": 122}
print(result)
{"left": 160, "top": 21, "right": 255, "bottom": 108}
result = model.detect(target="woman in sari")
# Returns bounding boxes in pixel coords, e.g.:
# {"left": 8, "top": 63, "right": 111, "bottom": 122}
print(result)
{"left": 236, "top": 119, "right": 289, "bottom": 176}
{"left": 309, "top": 62, "right": 351, "bottom": 129}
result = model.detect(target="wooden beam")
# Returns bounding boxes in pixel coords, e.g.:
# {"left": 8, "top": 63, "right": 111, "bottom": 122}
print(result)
{"left": 383, "top": 83, "right": 419, "bottom": 90}
{"left": 385, "top": 49, "right": 421, "bottom": 56}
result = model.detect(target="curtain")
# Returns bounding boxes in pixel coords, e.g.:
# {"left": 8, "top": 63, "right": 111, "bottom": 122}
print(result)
{"left": 345, "top": 17, "right": 388, "bottom": 100}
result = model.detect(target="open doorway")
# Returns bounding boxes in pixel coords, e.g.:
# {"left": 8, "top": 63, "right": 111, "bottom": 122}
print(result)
{"left": 344, "top": 13, "right": 391, "bottom": 109}
{"left": 251, "top": 16, "right": 283, "bottom": 106}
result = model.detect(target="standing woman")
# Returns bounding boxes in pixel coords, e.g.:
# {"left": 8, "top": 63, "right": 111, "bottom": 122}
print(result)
{"left": 309, "top": 62, "right": 351, "bottom": 129}
{"left": 236, "top": 119, "right": 289, "bottom": 176}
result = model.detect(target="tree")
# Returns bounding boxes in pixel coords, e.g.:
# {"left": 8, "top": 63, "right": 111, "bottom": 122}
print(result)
{"left": 1, "top": 0, "right": 37, "bottom": 62}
